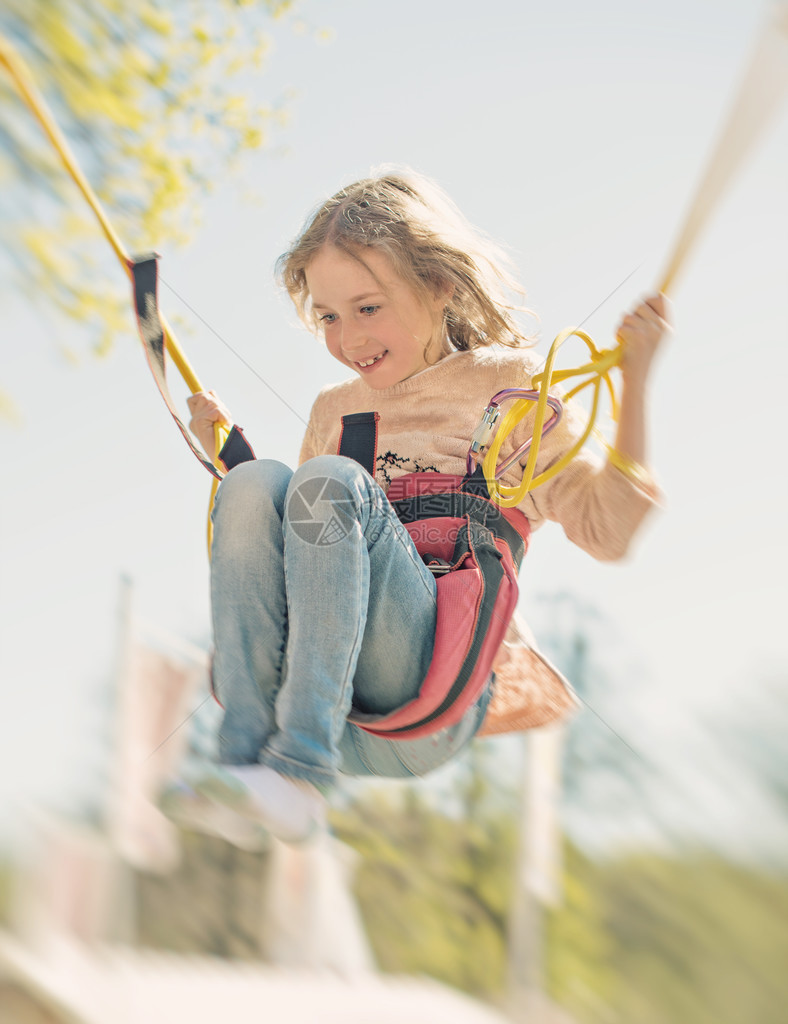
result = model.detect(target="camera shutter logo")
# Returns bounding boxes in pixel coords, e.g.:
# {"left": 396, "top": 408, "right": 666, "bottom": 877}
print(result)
{"left": 287, "top": 477, "right": 357, "bottom": 546}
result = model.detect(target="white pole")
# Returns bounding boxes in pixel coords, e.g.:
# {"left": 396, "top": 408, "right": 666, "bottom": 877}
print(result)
{"left": 508, "top": 726, "right": 565, "bottom": 1023}
{"left": 507, "top": 732, "right": 543, "bottom": 1023}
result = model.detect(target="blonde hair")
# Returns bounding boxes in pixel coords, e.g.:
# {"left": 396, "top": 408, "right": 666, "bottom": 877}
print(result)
{"left": 276, "top": 168, "right": 533, "bottom": 351}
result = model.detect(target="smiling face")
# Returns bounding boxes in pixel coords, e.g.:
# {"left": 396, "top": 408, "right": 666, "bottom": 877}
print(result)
{"left": 304, "top": 245, "right": 448, "bottom": 389}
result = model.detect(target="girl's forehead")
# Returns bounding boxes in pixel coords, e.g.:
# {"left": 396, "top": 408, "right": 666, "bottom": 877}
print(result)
{"left": 306, "top": 245, "right": 401, "bottom": 301}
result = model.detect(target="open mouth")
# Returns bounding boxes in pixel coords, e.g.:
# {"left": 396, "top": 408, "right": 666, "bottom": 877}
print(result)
{"left": 355, "top": 352, "right": 387, "bottom": 370}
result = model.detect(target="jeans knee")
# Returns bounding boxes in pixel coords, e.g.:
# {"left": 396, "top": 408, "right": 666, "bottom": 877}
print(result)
{"left": 288, "top": 455, "right": 379, "bottom": 522}
{"left": 286, "top": 456, "right": 391, "bottom": 548}
{"left": 292, "top": 455, "right": 372, "bottom": 495}
{"left": 213, "top": 459, "right": 292, "bottom": 525}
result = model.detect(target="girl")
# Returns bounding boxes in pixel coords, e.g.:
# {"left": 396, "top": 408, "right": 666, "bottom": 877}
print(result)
{"left": 168, "top": 170, "right": 668, "bottom": 845}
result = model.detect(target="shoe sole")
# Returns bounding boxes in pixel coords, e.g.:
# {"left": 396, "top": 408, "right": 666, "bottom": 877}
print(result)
{"left": 195, "top": 772, "right": 320, "bottom": 845}
{"left": 160, "top": 783, "right": 270, "bottom": 852}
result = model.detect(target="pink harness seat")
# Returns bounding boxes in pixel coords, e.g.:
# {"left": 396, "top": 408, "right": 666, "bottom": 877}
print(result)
{"left": 347, "top": 471, "right": 530, "bottom": 740}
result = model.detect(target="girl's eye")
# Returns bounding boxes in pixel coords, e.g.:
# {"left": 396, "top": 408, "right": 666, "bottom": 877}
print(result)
{"left": 360, "top": 305, "right": 379, "bottom": 316}
{"left": 319, "top": 313, "right": 338, "bottom": 324}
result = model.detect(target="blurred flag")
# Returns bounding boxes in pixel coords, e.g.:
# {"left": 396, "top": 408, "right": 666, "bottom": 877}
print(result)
{"left": 111, "top": 640, "right": 205, "bottom": 872}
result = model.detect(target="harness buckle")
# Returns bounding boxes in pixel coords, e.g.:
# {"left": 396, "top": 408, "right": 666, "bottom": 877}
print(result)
{"left": 423, "top": 555, "right": 452, "bottom": 576}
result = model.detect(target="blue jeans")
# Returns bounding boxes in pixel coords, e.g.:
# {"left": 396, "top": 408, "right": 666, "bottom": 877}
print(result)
{"left": 210, "top": 455, "right": 491, "bottom": 788}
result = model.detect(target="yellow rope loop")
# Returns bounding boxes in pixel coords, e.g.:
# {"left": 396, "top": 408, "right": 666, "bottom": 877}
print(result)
{"left": 206, "top": 423, "right": 230, "bottom": 549}
{"left": 482, "top": 329, "right": 624, "bottom": 508}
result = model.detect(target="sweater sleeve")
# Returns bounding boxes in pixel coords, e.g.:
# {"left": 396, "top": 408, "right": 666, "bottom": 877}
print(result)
{"left": 514, "top": 383, "right": 660, "bottom": 561}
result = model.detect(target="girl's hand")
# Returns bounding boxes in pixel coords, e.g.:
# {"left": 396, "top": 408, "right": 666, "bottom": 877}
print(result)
{"left": 615, "top": 293, "right": 671, "bottom": 389}
{"left": 187, "top": 390, "right": 233, "bottom": 463}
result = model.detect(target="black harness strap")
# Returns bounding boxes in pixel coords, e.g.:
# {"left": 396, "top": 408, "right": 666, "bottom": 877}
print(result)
{"left": 338, "top": 412, "right": 380, "bottom": 476}
{"left": 218, "top": 425, "right": 256, "bottom": 471}
{"left": 130, "top": 253, "right": 222, "bottom": 480}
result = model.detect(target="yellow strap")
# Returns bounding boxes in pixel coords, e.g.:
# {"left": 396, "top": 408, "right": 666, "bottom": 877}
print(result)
{"left": 1, "top": 35, "right": 228, "bottom": 551}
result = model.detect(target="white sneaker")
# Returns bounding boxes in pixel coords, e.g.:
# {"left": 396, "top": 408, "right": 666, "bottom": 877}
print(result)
{"left": 159, "top": 778, "right": 270, "bottom": 852}
{"left": 162, "top": 764, "right": 327, "bottom": 846}
{"left": 215, "top": 764, "right": 328, "bottom": 844}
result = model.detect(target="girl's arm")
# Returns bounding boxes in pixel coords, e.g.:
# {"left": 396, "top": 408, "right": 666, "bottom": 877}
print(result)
{"left": 520, "top": 294, "right": 669, "bottom": 560}
{"left": 611, "top": 293, "right": 670, "bottom": 485}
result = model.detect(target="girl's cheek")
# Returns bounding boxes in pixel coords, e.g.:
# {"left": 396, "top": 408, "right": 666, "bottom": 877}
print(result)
{"left": 325, "top": 335, "right": 344, "bottom": 363}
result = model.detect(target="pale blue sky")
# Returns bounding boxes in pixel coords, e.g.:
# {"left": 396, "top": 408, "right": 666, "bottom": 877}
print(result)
{"left": 1, "top": 0, "right": 786, "bottom": 852}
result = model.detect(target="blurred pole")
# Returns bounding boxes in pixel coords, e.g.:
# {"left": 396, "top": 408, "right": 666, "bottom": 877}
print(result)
{"left": 507, "top": 726, "right": 564, "bottom": 1023}
{"left": 507, "top": 732, "right": 541, "bottom": 1023}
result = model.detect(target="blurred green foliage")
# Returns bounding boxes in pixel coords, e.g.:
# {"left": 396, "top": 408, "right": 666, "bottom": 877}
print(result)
{"left": 332, "top": 782, "right": 516, "bottom": 997}
{"left": 331, "top": 772, "right": 788, "bottom": 1024}
{"left": 0, "top": 0, "right": 308, "bottom": 359}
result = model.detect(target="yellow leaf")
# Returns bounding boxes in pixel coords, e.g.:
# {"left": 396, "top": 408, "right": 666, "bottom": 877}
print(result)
{"left": 242, "top": 127, "right": 264, "bottom": 149}
{"left": 140, "top": 6, "right": 173, "bottom": 36}
{"left": 224, "top": 95, "right": 248, "bottom": 114}
{"left": 41, "top": 19, "right": 89, "bottom": 67}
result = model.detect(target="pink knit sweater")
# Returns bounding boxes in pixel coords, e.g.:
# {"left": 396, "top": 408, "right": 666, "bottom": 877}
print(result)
{"left": 298, "top": 345, "right": 659, "bottom": 732}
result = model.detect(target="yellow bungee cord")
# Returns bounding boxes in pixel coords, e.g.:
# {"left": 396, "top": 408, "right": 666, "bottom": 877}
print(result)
{"left": 477, "top": 1, "right": 788, "bottom": 507}
{"left": 0, "top": 34, "right": 229, "bottom": 551}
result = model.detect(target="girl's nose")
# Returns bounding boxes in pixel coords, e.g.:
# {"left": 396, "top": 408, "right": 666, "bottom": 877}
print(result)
{"left": 340, "top": 321, "right": 367, "bottom": 354}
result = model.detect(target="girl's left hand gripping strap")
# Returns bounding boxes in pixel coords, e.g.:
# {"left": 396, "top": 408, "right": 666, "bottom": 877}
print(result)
{"left": 130, "top": 253, "right": 226, "bottom": 479}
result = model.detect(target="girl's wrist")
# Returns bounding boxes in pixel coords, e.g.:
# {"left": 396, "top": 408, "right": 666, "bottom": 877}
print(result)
{"left": 620, "top": 365, "right": 651, "bottom": 395}
{"left": 606, "top": 447, "right": 658, "bottom": 498}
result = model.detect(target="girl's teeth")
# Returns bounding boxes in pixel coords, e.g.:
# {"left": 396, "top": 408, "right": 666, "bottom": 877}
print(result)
{"left": 358, "top": 354, "right": 384, "bottom": 367}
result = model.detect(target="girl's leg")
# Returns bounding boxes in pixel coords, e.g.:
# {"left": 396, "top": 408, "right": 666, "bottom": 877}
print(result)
{"left": 260, "top": 454, "right": 438, "bottom": 787}
{"left": 210, "top": 459, "right": 293, "bottom": 764}
{"left": 337, "top": 681, "right": 494, "bottom": 780}
{"left": 168, "top": 454, "right": 486, "bottom": 842}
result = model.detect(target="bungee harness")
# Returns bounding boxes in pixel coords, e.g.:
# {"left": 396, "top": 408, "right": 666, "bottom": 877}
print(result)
{"left": 338, "top": 413, "right": 529, "bottom": 739}
{"left": 212, "top": 408, "right": 544, "bottom": 740}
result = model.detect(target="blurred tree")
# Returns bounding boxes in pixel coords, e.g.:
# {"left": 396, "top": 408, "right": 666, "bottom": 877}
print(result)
{"left": 333, "top": 777, "right": 788, "bottom": 1023}
{"left": 330, "top": 783, "right": 518, "bottom": 998}
{"left": 600, "top": 851, "right": 788, "bottom": 1024}
{"left": 529, "top": 591, "right": 661, "bottom": 851}
{"left": 705, "top": 670, "right": 788, "bottom": 869}
{"left": 721, "top": 672, "right": 788, "bottom": 810}
{"left": 545, "top": 844, "right": 618, "bottom": 1022}
{"left": 0, "top": 0, "right": 315, "bottom": 361}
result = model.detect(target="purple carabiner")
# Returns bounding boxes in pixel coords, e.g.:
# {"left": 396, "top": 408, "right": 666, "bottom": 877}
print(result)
{"left": 466, "top": 388, "right": 563, "bottom": 478}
